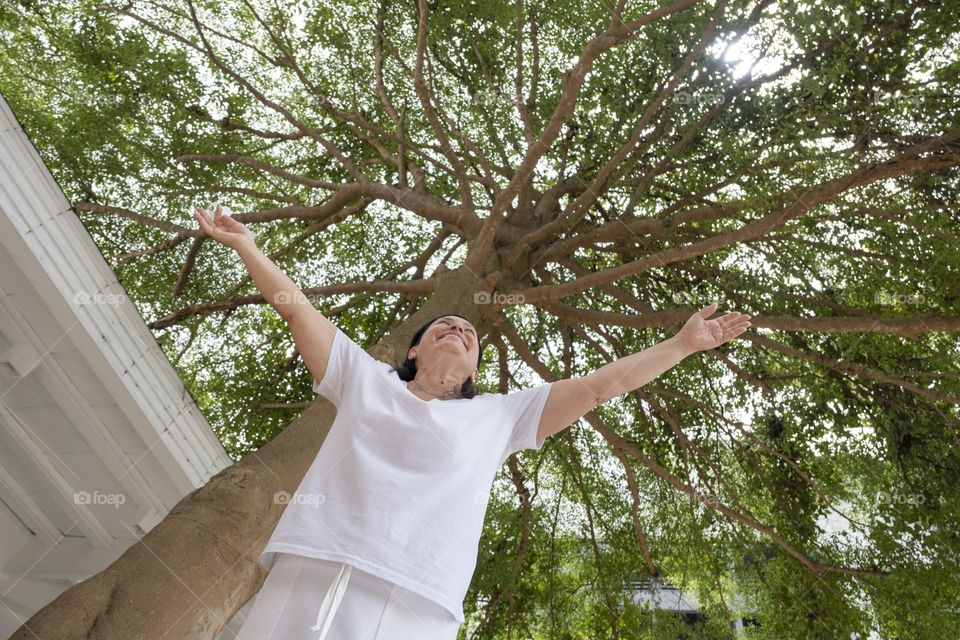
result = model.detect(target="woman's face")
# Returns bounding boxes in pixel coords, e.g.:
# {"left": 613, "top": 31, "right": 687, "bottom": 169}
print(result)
{"left": 409, "top": 316, "right": 479, "bottom": 375}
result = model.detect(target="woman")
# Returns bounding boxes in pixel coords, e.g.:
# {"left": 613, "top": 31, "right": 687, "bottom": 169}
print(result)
{"left": 194, "top": 204, "right": 751, "bottom": 639}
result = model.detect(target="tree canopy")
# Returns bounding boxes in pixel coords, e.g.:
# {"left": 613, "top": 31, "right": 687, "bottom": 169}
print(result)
{"left": 2, "top": 0, "right": 959, "bottom": 637}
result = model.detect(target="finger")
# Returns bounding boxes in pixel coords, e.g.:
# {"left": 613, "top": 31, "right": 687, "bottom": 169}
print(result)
{"left": 719, "top": 312, "right": 750, "bottom": 327}
{"left": 698, "top": 302, "right": 718, "bottom": 318}
{"left": 728, "top": 322, "right": 751, "bottom": 336}
{"left": 720, "top": 317, "right": 748, "bottom": 331}
{"left": 214, "top": 203, "right": 222, "bottom": 224}
{"left": 195, "top": 208, "right": 215, "bottom": 234}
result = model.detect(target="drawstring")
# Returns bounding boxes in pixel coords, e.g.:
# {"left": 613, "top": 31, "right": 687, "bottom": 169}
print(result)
{"left": 309, "top": 562, "right": 352, "bottom": 638}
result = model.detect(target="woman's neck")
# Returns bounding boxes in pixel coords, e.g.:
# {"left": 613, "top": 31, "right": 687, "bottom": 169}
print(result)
{"left": 407, "top": 378, "right": 462, "bottom": 401}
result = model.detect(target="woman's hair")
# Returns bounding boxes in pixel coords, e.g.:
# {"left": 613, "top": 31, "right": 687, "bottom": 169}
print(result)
{"left": 392, "top": 314, "right": 483, "bottom": 399}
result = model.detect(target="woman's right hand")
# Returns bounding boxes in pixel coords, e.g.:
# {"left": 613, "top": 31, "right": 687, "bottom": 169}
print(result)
{"left": 194, "top": 203, "right": 256, "bottom": 251}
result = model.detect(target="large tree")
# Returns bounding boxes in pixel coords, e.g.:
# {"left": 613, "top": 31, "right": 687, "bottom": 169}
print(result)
{"left": 2, "top": 0, "right": 959, "bottom": 637}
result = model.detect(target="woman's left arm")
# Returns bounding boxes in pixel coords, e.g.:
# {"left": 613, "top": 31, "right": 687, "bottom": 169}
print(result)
{"left": 535, "top": 303, "right": 752, "bottom": 443}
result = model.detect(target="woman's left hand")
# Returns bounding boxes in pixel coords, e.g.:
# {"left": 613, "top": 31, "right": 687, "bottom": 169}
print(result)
{"left": 674, "top": 302, "right": 752, "bottom": 353}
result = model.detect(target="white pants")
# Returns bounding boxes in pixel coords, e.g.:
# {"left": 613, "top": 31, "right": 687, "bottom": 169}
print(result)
{"left": 234, "top": 553, "right": 462, "bottom": 640}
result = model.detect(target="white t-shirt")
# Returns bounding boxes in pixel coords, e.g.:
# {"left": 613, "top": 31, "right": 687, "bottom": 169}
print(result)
{"left": 260, "top": 327, "right": 553, "bottom": 623}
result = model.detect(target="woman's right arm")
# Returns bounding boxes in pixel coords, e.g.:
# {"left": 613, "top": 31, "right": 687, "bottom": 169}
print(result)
{"left": 195, "top": 204, "right": 337, "bottom": 383}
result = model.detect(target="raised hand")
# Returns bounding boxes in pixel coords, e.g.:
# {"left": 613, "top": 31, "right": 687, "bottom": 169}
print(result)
{"left": 194, "top": 203, "right": 255, "bottom": 251}
{"left": 674, "top": 302, "right": 752, "bottom": 353}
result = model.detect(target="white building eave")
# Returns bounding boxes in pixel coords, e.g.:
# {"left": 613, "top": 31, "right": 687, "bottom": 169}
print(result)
{"left": 0, "top": 92, "right": 233, "bottom": 638}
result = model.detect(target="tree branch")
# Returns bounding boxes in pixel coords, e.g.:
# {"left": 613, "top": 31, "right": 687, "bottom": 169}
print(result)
{"left": 149, "top": 278, "right": 436, "bottom": 330}
{"left": 414, "top": 0, "right": 476, "bottom": 212}
{"left": 514, "top": 144, "right": 960, "bottom": 303}
{"left": 465, "top": 0, "right": 706, "bottom": 275}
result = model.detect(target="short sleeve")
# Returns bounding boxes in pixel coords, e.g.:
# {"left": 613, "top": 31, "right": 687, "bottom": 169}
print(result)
{"left": 312, "top": 327, "right": 383, "bottom": 409}
{"left": 500, "top": 382, "right": 554, "bottom": 458}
